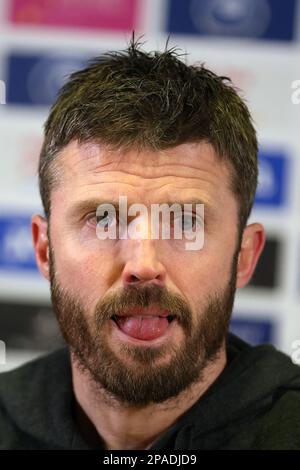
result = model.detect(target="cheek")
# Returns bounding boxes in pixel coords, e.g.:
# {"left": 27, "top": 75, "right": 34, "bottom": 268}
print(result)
{"left": 50, "top": 229, "right": 117, "bottom": 309}
{"left": 169, "top": 234, "right": 237, "bottom": 303}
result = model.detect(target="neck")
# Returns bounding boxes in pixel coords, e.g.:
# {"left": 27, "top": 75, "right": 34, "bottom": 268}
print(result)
{"left": 71, "top": 348, "right": 227, "bottom": 450}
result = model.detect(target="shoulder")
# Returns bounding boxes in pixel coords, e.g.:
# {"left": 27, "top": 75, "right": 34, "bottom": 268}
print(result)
{"left": 254, "top": 388, "right": 300, "bottom": 449}
{"left": 0, "top": 347, "right": 69, "bottom": 400}
{"left": 0, "top": 348, "right": 70, "bottom": 449}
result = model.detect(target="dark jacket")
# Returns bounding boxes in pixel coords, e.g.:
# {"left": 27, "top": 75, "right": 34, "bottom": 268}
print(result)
{"left": 0, "top": 333, "right": 300, "bottom": 450}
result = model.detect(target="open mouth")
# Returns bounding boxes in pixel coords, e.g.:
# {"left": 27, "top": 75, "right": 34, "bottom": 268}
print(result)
{"left": 111, "top": 314, "right": 175, "bottom": 323}
{"left": 111, "top": 313, "right": 176, "bottom": 341}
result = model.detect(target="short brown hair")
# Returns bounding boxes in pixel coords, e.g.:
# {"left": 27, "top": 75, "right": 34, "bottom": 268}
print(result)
{"left": 39, "top": 39, "right": 258, "bottom": 234}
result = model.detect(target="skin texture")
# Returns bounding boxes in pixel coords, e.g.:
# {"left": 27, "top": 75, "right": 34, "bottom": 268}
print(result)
{"left": 32, "top": 140, "right": 265, "bottom": 449}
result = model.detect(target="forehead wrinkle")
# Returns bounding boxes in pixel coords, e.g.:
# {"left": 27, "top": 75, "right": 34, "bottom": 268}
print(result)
{"left": 66, "top": 166, "right": 225, "bottom": 191}
{"left": 58, "top": 141, "right": 233, "bottom": 199}
{"left": 61, "top": 168, "right": 225, "bottom": 210}
{"left": 87, "top": 149, "right": 226, "bottom": 175}
{"left": 65, "top": 175, "right": 221, "bottom": 209}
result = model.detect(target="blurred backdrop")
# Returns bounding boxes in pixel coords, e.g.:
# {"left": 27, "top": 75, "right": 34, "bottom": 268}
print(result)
{"left": 0, "top": 0, "right": 300, "bottom": 371}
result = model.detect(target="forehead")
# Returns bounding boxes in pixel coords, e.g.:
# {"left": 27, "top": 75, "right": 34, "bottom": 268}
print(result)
{"left": 59, "top": 140, "right": 232, "bottom": 181}
{"left": 53, "top": 140, "right": 236, "bottom": 212}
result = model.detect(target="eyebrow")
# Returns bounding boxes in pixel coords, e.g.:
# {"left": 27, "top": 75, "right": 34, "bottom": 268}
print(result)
{"left": 67, "top": 197, "right": 213, "bottom": 221}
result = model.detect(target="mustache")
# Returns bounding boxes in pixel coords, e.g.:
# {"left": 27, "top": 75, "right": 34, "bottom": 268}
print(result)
{"left": 94, "top": 283, "right": 193, "bottom": 334}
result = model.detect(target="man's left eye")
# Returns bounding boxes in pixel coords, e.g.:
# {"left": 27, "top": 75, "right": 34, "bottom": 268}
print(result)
{"left": 175, "top": 213, "right": 201, "bottom": 231}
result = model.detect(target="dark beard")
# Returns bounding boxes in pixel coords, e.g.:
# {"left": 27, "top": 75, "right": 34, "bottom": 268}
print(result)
{"left": 49, "top": 247, "right": 238, "bottom": 407}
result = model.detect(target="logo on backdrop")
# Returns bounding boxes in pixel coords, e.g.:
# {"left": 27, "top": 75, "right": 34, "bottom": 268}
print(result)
{"left": 167, "top": 0, "right": 296, "bottom": 41}
{"left": 190, "top": 0, "right": 271, "bottom": 37}
{"left": 0, "top": 215, "right": 37, "bottom": 272}
{"left": 9, "top": 0, "right": 138, "bottom": 31}
{"left": 230, "top": 316, "right": 274, "bottom": 345}
{"left": 6, "top": 52, "right": 89, "bottom": 106}
{"left": 255, "top": 150, "right": 289, "bottom": 208}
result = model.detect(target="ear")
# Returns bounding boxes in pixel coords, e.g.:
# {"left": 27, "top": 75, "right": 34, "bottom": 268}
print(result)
{"left": 236, "top": 223, "right": 266, "bottom": 289}
{"left": 32, "top": 214, "right": 50, "bottom": 281}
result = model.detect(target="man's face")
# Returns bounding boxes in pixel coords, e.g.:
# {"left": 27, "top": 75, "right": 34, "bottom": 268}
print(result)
{"left": 46, "top": 140, "right": 241, "bottom": 406}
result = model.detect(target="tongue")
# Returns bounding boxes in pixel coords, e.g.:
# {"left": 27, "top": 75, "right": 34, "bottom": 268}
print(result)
{"left": 115, "top": 316, "right": 169, "bottom": 340}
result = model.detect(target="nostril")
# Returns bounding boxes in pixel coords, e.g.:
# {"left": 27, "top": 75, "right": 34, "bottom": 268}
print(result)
{"left": 129, "top": 275, "right": 140, "bottom": 283}
{"left": 123, "top": 269, "right": 166, "bottom": 287}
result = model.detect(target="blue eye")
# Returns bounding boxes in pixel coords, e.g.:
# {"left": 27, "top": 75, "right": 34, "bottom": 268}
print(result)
{"left": 183, "top": 214, "right": 196, "bottom": 231}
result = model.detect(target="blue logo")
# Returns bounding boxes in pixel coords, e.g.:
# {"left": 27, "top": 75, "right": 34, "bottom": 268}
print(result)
{"left": 0, "top": 215, "right": 37, "bottom": 271}
{"left": 254, "top": 150, "right": 289, "bottom": 208}
{"left": 230, "top": 316, "right": 274, "bottom": 345}
{"left": 6, "top": 52, "right": 89, "bottom": 106}
{"left": 167, "top": 0, "right": 296, "bottom": 41}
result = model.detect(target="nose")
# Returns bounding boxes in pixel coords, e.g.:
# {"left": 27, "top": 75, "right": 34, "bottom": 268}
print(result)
{"left": 121, "top": 238, "right": 167, "bottom": 288}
